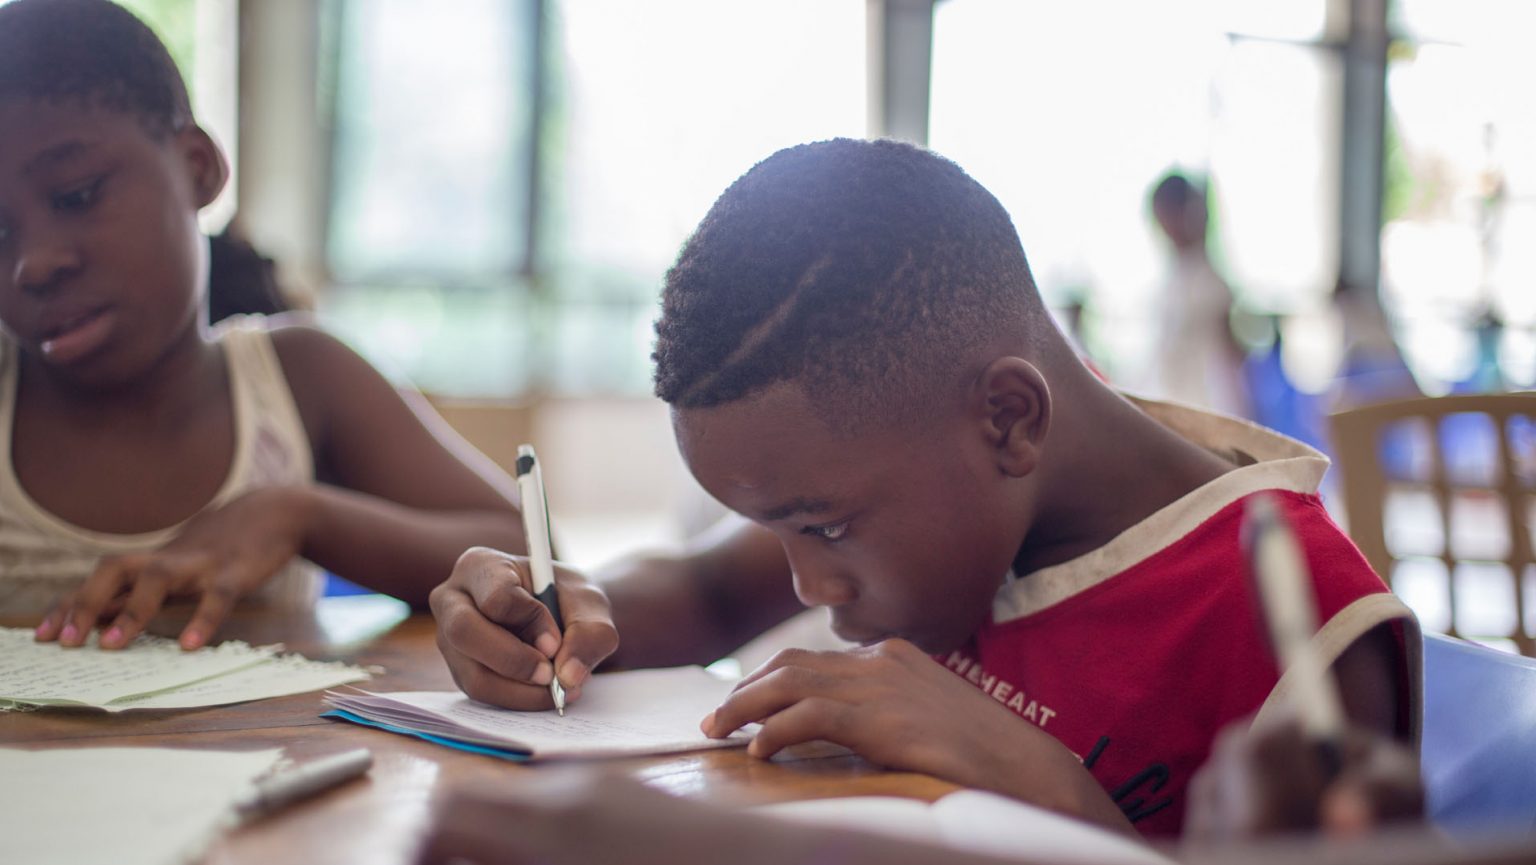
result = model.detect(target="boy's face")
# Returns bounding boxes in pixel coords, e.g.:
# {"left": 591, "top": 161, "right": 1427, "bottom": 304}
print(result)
{"left": 0, "top": 99, "right": 223, "bottom": 388}
{"left": 674, "top": 383, "right": 1023, "bottom": 655}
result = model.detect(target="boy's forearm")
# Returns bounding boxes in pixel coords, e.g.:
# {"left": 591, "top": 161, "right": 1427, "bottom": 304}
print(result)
{"left": 289, "top": 484, "right": 524, "bottom": 607}
{"left": 599, "top": 553, "right": 759, "bottom": 669}
{"left": 598, "top": 523, "right": 802, "bottom": 669}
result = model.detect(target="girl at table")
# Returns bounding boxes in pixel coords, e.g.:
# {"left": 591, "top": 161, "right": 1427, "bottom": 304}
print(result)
{"left": 0, "top": 0, "right": 524, "bottom": 649}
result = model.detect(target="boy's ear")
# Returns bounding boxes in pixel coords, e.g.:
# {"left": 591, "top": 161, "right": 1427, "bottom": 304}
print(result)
{"left": 175, "top": 125, "right": 229, "bottom": 209}
{"left": 971, "top": 356, "right": 1051, "bottom": 478}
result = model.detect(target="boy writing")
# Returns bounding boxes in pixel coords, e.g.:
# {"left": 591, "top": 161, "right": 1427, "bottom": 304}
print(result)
{"left": 1, "top": 0, "right": 524, "bottom": 649}
{"left": 430, "top": 138, "right": 1419, "bottom": 835}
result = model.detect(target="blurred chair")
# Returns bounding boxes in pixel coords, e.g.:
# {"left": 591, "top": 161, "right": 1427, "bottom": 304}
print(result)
{"left": 1329, "top": 392, "right": 1536, "bottom": 655}
{"left": 1421, "top": 631, "right": 1536, "bottom": 834}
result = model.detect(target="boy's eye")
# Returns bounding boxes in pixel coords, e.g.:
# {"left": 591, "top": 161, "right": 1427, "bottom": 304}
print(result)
{"left": 51, "top": 176, "right": 105, "bottom": 212}
{"left": 803, "top": 521, "right": 850, "bottom": 542}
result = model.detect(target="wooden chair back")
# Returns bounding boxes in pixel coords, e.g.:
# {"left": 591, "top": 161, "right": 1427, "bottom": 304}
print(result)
{"left": 1329, "top": 392, "right": 1536, "bottom": 655}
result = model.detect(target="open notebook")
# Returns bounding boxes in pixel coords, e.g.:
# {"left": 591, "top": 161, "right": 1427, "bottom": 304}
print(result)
{"left": 760, "top": 791, "right": 1176, "bottom": 865}
{"left": 0, "top": 626, "right": 370, "bottom": 711}
{"left": 324, "top": 665, "right": 751, "bottom": 759}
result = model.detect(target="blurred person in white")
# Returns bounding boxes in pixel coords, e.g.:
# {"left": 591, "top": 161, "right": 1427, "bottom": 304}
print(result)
{"left": 1149, "top": 172, "right": 1250, "bottom": 419}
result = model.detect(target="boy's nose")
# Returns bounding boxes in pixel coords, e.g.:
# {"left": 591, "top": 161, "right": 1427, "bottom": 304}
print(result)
{"left": 788, "top": 556, "right": 857, "bottom": 608}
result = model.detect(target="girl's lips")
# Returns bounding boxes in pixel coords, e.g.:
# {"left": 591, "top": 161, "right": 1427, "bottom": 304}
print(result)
{"left": 39, "top": 308, "right": 114, "bottom": 364}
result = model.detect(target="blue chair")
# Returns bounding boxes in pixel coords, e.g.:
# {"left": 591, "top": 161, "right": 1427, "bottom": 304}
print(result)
{"left": 1422, "top": 631, "right": 1536, "bottom": 834}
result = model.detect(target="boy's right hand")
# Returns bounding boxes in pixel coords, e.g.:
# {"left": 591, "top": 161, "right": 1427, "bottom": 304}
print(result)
{"left": 430, "top": 547, "right": 619, "bottom": 710}
{"left": 1184, "top": 717, "right": 1424, "bottom": 841}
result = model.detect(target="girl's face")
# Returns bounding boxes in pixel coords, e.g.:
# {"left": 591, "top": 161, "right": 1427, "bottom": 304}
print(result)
{"left": 0, "top": 98, "right": 225, "bottom": 391}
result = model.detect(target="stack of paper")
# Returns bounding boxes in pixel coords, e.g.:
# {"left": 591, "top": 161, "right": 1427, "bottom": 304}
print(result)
{"left": 0, "top": 746, "right": 282, "bottom": 865}
{"left": 325, "top": 665, "right": 751, "bottom": 759}
{"left": 0, "top": 626, "right": 370, "bottom": 712}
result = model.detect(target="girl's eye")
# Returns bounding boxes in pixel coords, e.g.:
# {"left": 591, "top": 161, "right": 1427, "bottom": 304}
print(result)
{"left": 804, "top": 522, "right": 850, "bottom": 542}
{"left": 52, "top": 177, "right": 105, "bottom": 212}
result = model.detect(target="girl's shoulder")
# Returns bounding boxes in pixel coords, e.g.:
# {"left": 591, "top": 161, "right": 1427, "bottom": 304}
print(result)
{"left": 243, "top": 314, "right": 413, "bottom": 456}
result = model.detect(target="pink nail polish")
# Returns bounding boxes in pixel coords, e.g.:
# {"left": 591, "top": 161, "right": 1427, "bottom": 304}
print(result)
{"left": 60, "top": 623, "right": 79, "bottom": 643}
{"left": 103, "top": 627, "right": 123, "bottom": 645}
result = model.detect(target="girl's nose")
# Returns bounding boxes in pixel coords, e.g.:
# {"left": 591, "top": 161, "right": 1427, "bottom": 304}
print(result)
{"left": 13, "top": 230, "right": 82, "bottom": 296}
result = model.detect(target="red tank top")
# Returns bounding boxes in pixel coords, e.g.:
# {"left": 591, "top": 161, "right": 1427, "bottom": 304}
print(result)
{"left": 937, "top": 490, "right": 1411, "bottom": 837}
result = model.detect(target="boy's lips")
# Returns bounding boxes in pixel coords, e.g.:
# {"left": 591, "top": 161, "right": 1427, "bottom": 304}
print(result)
{"left": 38, "top": 306, "right": 114, "bottom": 364}
{"left": 831, "top": 620, "right": 895, "bottom": 646}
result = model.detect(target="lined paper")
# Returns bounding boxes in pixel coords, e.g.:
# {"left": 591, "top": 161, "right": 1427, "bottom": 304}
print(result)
{"left": 326, "top": 666, "right": 751, "bottom": 758}
{"left": 0, "top": 627, "right": 369, "bottom": 711}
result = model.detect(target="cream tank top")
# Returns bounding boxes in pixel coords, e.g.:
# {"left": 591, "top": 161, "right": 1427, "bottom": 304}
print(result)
{"left": 0, "top": 316, "right": 323, "bottom": 616}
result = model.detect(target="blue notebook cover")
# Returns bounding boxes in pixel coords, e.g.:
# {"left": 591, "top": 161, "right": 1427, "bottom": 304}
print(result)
{"left": 322, "top": 709, "right": 531, "bottom": 762}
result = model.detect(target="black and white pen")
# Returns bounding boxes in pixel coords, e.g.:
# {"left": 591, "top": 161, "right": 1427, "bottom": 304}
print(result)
{"left": 237, "top": 749, "right": 373, "bottom": 820}
{"left": 515, "top": 443, "right": 566, "bottom": 716}
{"left": 1244, "top": 493, "right": 1345, "bottom": 773}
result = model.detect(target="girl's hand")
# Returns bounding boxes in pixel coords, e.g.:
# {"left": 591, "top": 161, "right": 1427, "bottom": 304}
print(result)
{"left": 33, "top": 486, "right": 311, "bottom": 650}
{"left": 702, "top": 639, "right": 1135, "bottom": 834}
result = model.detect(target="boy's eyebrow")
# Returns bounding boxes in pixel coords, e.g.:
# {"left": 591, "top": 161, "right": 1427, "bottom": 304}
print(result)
{"left": 761, "top": 497, "right": 836, "bottom": 522}
{"left": 23, "top": 139, "right": 98, "bottom": 175}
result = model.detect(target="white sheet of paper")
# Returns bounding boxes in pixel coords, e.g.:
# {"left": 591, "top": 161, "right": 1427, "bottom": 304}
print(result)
{"left": 0, "top": 627, "right": 370, "bottom": 711}
{"left": 0, "top": 746, "right": 281, "bottom": 865}
{"left": 326, "top": 666, "right": 751, "bottom": 758}
{"left": 760, "top": 791, "right": 1176, "bottom": 865}
{"left": 0, "top": 627, "right": 275, "bottom": 707}
{"left": 109, "top": 654, "right": 372, "bottom": 711}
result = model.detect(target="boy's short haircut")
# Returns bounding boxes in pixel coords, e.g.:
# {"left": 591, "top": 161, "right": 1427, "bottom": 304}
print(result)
{"left": 0, "top": 0, "right": 193, "bottom": 138}
{"left": 653, "top": 138, "right": 1049, "bottom": 428}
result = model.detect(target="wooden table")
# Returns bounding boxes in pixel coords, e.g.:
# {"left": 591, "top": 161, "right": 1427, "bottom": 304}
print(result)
{"left": 1, "top": 598, "right": 956, "bottom": 865}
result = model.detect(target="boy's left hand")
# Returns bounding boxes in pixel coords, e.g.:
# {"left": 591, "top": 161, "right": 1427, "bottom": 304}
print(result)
{"left": 702, "top": 639, "right": 1131, "bottom": 832}
{"left": 33, "top": 486, "right": 309, "bottom": 651}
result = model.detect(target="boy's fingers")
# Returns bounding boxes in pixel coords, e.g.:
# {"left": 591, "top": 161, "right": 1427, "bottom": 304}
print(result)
{"left": 440, "top": 651, "right": 561, "bottom": 711}
{"left": 180, "top": 580, "right": 240, "bottom": 650}
{"left": 436, "top": 601, "right": 553, "bottom": 686}
{"left": 550, "top": 620, "right": 619, "bottom": 692}
{"left": 734, "top": 646, "right": 858, "bottom": 692}
{"left": 706, "top": 665, "right": 839, "bottom": 738}
{"left": 744, "top": 696, "right": 850, "bottom": 759}
{"left": 99, "top": 571, "right": 173, "bottom": 649}
{"left": 463, "top": 566, "right": 562, "bottom": 656}
{"left": 548, "top": 574, "right": 617, "bottom": 689}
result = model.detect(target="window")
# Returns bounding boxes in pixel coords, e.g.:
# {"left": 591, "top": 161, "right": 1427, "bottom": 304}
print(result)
{"left": 1382, "top": 0, "right": 1536, "bottom": 390}
{"left": 319, "top": 0, "right": 865, "bottom": 397}
{"left": 929, "top": 0, "right": 1339, "bottom": 387}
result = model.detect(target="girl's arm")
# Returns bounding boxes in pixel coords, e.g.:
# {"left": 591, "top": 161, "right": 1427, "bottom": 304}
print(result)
{"left": 270, "top": 317, "right": 526, "bottom": 606}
